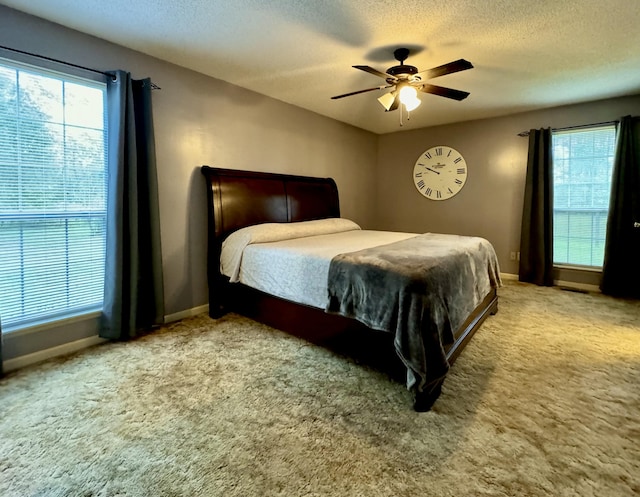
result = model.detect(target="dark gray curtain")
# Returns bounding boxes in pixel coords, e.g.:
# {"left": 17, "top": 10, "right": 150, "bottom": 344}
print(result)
{"left": 101, "top": 70, "right": 164, "bottom": 339}
{"left": 519, "top": 128, "right": 554, "bottom": 286}
{"left": 600, "top": 115, "right": 640, "bottom": 299}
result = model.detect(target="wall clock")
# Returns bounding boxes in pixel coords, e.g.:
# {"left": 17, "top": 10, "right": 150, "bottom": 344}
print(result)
{"left": 413, "top": 146, "right": 467, "bottom": 200}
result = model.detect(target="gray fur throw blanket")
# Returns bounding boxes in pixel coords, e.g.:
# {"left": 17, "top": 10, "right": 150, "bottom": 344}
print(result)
{"left": 326, "top": 233, "right": 501, "bottom": 394}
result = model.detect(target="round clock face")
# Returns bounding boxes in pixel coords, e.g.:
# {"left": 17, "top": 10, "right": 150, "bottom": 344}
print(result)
{"left": 413, "top": 146, "right": 468, "bottom": 200}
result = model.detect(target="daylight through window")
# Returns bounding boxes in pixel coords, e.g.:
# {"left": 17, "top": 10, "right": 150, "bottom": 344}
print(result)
{"left": 0, "top": 57, "right": 107, "bottom": 331}
{"left": 552, "top": 125, "right": 616, "bottom": 268}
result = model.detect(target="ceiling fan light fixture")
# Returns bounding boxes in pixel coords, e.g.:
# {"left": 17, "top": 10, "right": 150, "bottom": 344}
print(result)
{"left": 399, "top": 85, "right": 421, "bottom": 111}
{"left": 399, "top": 85, "right": 417, "bottom": 101}
{"left": 403, "top": 95, "right": 421, "bottom": 112}
{"left": 377, "top": 91, "right": 396, "bottom": 111}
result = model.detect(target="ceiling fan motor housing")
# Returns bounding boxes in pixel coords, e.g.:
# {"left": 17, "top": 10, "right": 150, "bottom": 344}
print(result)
{"left": 386, "top": 65, "right": 419, "bottom": 85}
{"left": 387, "top": 64, "right": 418, "bottom": 77}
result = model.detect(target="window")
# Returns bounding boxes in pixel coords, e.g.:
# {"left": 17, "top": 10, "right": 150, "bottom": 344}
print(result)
{"left": 0, "top": 57, "right": 107, "bottom": 331}
{"left": 552, "top": 125, "right": 616, "bottom": 268}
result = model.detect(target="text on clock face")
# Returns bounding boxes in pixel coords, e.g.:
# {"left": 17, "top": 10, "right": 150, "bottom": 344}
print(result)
{"left": 417, "top": 163, "right": 466, "bottom": 174}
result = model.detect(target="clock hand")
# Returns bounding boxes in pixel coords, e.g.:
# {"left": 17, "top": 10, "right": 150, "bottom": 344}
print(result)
{"left": 418, "top": 163, "right": 441, "bottom": 174}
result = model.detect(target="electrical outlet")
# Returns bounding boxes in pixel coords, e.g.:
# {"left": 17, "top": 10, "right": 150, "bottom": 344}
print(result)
{"left": 510, "top": 252, "right": 516, "bottom": 260}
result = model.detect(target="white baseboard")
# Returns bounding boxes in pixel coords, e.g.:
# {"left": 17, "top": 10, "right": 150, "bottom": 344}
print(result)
{"left": 164, "top": 304, "right": 209, "bottom": 324}
{"left": 555, "top": 280, "right": 600, "bottom": 293}
{"left": 500, "top": 272, "right": 600, "bottom": 293}
{"left": 3, "top": 335, "right": 107, "bottom": 373}
{"left": 1, "top": 305, "right": 210, "bottom": 374}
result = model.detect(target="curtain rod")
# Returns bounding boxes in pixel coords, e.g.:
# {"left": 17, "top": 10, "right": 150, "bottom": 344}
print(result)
{"left": 517, "top": 120, "right": 618, "bottom": 137}
{"left": 0, "top": 44, "right": 161, "bottom": 90}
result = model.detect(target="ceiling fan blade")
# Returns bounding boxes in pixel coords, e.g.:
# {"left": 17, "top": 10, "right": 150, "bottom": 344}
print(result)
{"left": 419, "top": 84, "right": 470, "bottom": 101}
{"left": 353, "top": 65, "right": 395, "bottom": 80}
{"left": 331, "top": 85, "right": 391, "bottom": 100}
{"left": 417, "top": 59, "right": 473, "bottom": 80}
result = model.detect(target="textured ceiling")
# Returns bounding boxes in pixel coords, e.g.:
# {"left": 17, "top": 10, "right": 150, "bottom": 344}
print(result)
{"left": 2, "top": 0, "right": 640, "bottom": 134}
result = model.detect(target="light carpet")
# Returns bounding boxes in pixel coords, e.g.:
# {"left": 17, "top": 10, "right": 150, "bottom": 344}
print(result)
{"left": 1, "top": 281, "right": 639, "bottom": 496}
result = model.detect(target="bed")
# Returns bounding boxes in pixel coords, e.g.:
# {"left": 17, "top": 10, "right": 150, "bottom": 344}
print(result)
{"left": 201, "top": 166, "right": 500, "bottom": 411}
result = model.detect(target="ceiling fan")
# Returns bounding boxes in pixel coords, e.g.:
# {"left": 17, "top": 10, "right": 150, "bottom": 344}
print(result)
{"left": 331, "top": 48, "right": 473, "bottom": 113}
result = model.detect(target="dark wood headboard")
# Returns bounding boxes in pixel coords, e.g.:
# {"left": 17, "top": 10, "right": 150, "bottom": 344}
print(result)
{"left": 200, "top": 166, "right": 341, "bottom": 315}
{"left": 201, "top": 166, "right": 340, "bottom": 241}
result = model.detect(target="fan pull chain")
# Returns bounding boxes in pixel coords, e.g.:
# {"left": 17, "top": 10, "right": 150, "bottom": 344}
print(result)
{"left": 400, "top": 105, "right": 411, "bottom": 126}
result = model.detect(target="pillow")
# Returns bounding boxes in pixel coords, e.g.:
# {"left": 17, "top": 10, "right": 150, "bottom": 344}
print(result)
{"left": 221, "top": 218, "right": 361, "bottom": 282}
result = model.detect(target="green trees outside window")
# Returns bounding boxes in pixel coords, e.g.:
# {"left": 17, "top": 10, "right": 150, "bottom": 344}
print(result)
{"left": 0, "top": 60, "right": 107, "bottom": 330}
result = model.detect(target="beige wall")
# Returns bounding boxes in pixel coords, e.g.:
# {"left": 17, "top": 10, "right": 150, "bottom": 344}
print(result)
{"left": 153, "top": 71, "right": 376, "bottom": 316}
{"left": 376, "top": 95, "right": 640, "bottom": 276}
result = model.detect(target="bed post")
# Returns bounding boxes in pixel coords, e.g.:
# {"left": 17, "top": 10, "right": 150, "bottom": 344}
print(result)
{"left": 201, "top": 166, "right": 227, "bottom": 318}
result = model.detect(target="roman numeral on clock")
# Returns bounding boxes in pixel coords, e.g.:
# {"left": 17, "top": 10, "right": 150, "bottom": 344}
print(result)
{"left": 457, "top": 168, "right": 466, "bottom": 174}
{"left": 417, "top": 179, "right": 425, "bottom": 189}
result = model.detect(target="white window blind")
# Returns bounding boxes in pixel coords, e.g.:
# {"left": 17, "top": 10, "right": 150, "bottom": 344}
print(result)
{"left": 552, "top": 125, "right": 616, "bottom": 268}
{"left": 0, "top": 58, "right": 107, "bottom": 331}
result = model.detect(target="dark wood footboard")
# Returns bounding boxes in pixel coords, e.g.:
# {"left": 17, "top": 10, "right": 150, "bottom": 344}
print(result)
{"left": 226, "top": 281, "right": 497, "bottom": 366}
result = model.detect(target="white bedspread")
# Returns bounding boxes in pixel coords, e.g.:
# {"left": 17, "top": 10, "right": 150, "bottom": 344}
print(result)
{"left": 222, "top": 228, "right": 416, "bottom": 309}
